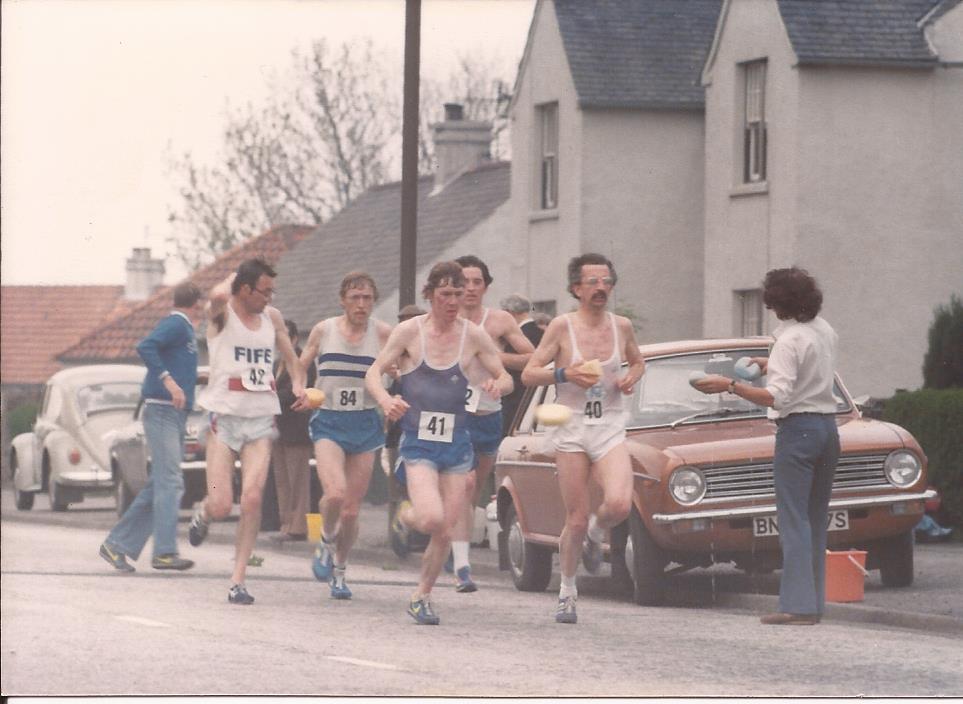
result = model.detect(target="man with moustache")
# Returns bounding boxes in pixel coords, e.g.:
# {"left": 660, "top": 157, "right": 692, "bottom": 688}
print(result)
{"left": 522, "top": 253, "right": 645, "bottom": 624}
{"left": 190, "top": 258, "right": 305, "bottom": 605}
{"left": 294, "top": 272, "right": 392, "bottom": 600}
{"left": 451, "top": 255, "right": 535, "bottom": 593}
{"left": 365, "top": 261, "right": 512, "bottom": 625}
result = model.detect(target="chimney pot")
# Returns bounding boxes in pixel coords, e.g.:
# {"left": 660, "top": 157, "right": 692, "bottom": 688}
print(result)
{"left": 125, "top": 247, "right": 165, "bottom": 301}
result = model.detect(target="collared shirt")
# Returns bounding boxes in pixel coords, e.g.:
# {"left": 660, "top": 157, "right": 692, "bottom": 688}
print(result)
{"left": 765, "top": 316, "right": 839, "bottom": 420}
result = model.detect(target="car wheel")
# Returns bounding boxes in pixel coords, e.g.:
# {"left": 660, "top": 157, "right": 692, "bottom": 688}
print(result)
{"left": 48, "top": 476, "right": 69, "bottom": 512}
{"left": 609, "top": 519, "right": 634, "bottom": 593}
{"left": 11, "top": 455, "right": 35, "bottom": 511}
{"left": 876, "top": 530, "right": 914, "bottom": 588}
{"left": 115, "top": 477, "right": 133, "bottom": 517}
{"left": 626, "top": 507, "right": 667, "bottom": 605}
{"left": 505, "top": 502, "right": 553, "bottom": 592}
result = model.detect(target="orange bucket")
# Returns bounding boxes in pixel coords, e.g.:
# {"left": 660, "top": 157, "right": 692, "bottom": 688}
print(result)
{"left": 824, "top": 549, "right": 868, "bottom": 602}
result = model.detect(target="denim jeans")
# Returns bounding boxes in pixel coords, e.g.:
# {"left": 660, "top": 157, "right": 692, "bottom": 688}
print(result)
{"left": 773, "top": 413, "right": 840, "bottom": 615}
{"left": 107, "top": 403, "right": 187, "bottom": 559}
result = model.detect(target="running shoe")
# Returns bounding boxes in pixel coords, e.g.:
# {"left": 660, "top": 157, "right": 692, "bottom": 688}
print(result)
{"left": 312, "top": 538, "right": 335, "bottom": 582}
{"left": 581, "top": 534, "right": 603, "bottom": 574}
{"left": 99, "top": 542, "right": 135, "bottom": 573}
{"left": 455, "top": 565, "right": 478, "bottom": 593}
{"left": 329, "top": 570, "right": 352, "bottom": 600}
{"left": 407, "top": 597, "right": 440, "bottom": 625}
{"left": 151, "top": 554, "right": 194, "bottom": 571}
{"left": 228, "top": 584, "right": 255, "bottom": 605}
{"left": 188, "top": 506, "right": 209, "bottom": 547}
{"left": 554, "top": 595, "right": 577, "bottom": 624}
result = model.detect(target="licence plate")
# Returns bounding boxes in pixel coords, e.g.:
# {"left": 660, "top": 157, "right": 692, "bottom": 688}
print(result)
{"left": 752, "top": 510, "right": 849, "bottom": 537}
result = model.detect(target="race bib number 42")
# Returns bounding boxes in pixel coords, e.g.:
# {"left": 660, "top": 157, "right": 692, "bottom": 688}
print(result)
{"left": 417, "top": 411, "right": 455, "bottom": 443}
{"left": 333, "top": 386, "right": 362, "bottom": 410}
{"left": 241, "top": 367, "right": 272, "bottom": 391}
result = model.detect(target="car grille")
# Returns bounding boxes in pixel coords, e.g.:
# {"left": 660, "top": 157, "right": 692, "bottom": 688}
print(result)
{"left": 701, "top": 453, "right": 890, "bottom": 502}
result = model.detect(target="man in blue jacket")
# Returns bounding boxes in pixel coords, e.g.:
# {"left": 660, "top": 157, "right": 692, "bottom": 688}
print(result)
{"left": 99, "top": 282, "right": 204, "bottom": 572}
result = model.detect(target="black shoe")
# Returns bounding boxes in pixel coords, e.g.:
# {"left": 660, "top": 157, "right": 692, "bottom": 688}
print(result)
{"left": 228, "top": 584, "right": 255, "bottom": 605}
{"left": 99, "top": 542, "right": 135, "bottom": 573}
{"left": 188, "top": 506, "right": 209, "bottom": 547}
{"left": 151, "top": 554, "right": 194, "bottom": 571}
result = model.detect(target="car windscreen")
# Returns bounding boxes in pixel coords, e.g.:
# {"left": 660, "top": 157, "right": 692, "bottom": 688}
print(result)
{"left": 626, "top": 349, "right": 850, "bottom": 429}
{"left": 76, "top": 382, "right": 142, "bottom": 417}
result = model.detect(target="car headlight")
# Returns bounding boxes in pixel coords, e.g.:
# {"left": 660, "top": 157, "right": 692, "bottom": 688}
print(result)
{"left": 668, "top": 466, "right": 706, "bottom": 505}
{"left": 884, "top": 450, "right": 921, "bottom": 488}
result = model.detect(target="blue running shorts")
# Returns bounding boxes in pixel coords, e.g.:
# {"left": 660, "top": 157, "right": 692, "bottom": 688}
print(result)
{"left": 465, "top": 410, "right": 503, "bottom": 457}
{"left": 398, "top": 430, "right": 474, "bottom": 475}
{"left": 309, "top": 408, "right": 385, "bottom": 455}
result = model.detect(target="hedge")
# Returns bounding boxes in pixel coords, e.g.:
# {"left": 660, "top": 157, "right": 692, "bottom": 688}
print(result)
{"left": 883, "top": 388, "right": 963, "bottom": 526}
{"left": 5, "top": 401, "right": 39, "bottom": 440}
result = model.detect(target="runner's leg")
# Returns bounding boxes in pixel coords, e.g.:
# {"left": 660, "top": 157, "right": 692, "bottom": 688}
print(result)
{"left": 314, "top": 439, "right": 347, "bottom": 540}
{"left": 334, "top": 450, "right": 375, "bottom": 564}
{"left": 232, "top": 437, "right": 272, "bottom": 586}
{"left": 588, "top": 442, "right": 633, "bottom": 531}
{"left": 556, "top": 451, "right": 592, "bottom": 580}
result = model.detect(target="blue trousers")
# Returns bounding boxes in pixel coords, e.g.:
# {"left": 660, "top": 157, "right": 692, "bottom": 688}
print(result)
{"left": 773, "top": 413, "right": 840, "bottom": 615}
{"left": 107, "top": 403, "right": 187, "bottom": 559}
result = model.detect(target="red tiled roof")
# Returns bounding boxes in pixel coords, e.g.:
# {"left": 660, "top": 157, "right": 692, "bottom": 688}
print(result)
{"left": 57, "top": 225, "right": 313, "bottom": 364}
{"left": 1, "top": 285, "right": 130, "bottom": 385}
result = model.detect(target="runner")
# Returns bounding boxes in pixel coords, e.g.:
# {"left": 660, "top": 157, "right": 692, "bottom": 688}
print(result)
{"left": 190, "top": 258, "right": 305, "bottom": 605}
{"left": 365, "top": 261, "right": 512, "bottom": 625}
{"left": 521, "top": 253, "right": 645, "bottom": 624}
{"left": 451, "top": 255, "right": 535, "bottom": 592}
{"left": 293, "top": 272, "right": 392, "bottom": 600}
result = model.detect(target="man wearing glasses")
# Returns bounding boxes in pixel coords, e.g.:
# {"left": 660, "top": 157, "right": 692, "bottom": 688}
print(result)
{"left": 191, "top": 258, "right": 305, "bottom": 605}
{"left": 522, "top": 253, "right": 645, "bottom": 624}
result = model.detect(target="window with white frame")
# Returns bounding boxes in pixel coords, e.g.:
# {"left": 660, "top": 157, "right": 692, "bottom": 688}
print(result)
{"left": 533, "top": 299, "right": 557, "bottom": 317}
{"left": 743, "top": 61, "right": 767, "bottom": 183}
{"left": 734, "top": 289, "right": 763, "bottom": 336}
{"left": 536, "top": 102, "right": 558, "bottom": 209}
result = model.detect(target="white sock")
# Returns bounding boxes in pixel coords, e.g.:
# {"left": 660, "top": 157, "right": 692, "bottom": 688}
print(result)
{"left": 587, "top": 514, "right": 604, "bottom": 543}
{"left": 559, "top": 574, "right": 577, "bottom": 599}
{"left": 321, "top": 529, "right": 337, "bottom": 545}
{"left": 452, "top": 540, "right": 470, "bottom": 570}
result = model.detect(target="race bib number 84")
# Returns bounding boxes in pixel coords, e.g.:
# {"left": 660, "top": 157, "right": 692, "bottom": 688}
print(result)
{"left": 417, "top": 411, "right": 455, "bottom": 443}
{"left": 333, "top": 386, "right": 362, "bottom": 410}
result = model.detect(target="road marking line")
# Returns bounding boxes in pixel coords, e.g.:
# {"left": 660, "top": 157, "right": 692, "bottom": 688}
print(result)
{"left": 115, "top": 615, "right": 171, "bottom": 628}
{"left": 326, "top": 655, "right": 400, "bottom": 671}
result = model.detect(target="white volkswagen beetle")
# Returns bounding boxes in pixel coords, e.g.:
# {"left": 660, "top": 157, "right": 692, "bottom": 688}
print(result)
{"left": 9, "top": 364, "right": 144, "bottom": 511}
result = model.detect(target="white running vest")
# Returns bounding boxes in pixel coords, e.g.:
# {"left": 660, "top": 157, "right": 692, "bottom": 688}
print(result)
{"left": 555, "top": 312, "right": 625, "bottom": 425}
{"left": 314, "top": 317, "right": 381, "bottom": 411}
{"left": 464, "top": 308, "right": 502, "bottom": 415}
{"left": 199, "top": 303, "right": 280, "bottom": 417}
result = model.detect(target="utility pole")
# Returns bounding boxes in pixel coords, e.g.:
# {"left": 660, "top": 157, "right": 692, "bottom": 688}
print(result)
{"left": 399, "top": 0, "right": 421, "bottom": 307}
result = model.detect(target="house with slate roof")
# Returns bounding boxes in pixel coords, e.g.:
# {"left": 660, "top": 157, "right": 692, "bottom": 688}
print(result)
{"left": 509, "top": 0, "right": 961, "bottom": 396}
{"left": 507, "top": 0, "right": 723, "bottom": 340}
{"left": 274, "top": 107, "right": 513, "bottom": 336}
{"left": 57, "top": 225, "right": 312, "bottom": 366}
{"left": 700, "top": 0, "right": 963, "bottom": 396}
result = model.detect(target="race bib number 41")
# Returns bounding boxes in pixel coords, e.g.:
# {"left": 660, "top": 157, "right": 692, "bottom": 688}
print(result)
{"left": 241, "top": 367, "right": 272, "bottom": 391}
{"left": 417, "top": 411, "right": 455, "bottom": 443}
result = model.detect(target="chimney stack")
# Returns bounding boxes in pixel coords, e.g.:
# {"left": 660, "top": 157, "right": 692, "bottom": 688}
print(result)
{"left": 432, "top": 102, "right": 492, "bottom": 188}
{"left": 125, "top": 247, "right": 165, "bottom": 301}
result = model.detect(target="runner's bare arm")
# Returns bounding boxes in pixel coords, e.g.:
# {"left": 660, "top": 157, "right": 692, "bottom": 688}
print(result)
{"left": 375, "top": 320, "right": 401, "bottom": 378}
{"left": 207, "top": 273, "right": 234, "bottom": 333}
{"left": 365, "top": 321, "right": 414, "bottom": 421}
{"left": 617, "top": 316, "right": 646, "bottom": 394}
{"left": 298, "top": 320, "right": 325, "bottom": 378}
{"left": 473, "top": 324, "right": 513, "bottom": 399}
{"left": 521, "top": 316, "right": 564, "bottom": 387}
{"left": 269, "top": 307, "right": 306, "bottom": 404}
{"left": 497, "top": 312, "right": 535, "bottom": 371}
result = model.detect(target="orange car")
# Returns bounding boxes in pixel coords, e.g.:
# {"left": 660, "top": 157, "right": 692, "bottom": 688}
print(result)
{"left": 494, "top": 338, "right": 934, "bottom": 605}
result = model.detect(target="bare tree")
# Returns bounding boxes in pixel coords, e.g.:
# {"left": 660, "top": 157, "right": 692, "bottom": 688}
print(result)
{"left": 166, "top": 40, "right": 511, "bottom": 270}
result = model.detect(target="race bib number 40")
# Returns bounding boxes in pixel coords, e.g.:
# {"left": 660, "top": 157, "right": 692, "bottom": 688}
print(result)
{"left": 583, "top": 384, "right": 605, "bottom": 425}
{"left": 417, "top": 411, "right": 455, "bottom": 443}
{"left": 241, "top": 367, "right": 272, "bottom": 391}
{"left": 333, "top": 386, "right": 362, "bottom": 410}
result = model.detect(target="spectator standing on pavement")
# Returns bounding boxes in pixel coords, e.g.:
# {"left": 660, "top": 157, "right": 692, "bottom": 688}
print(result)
{"left": 99, "top": 282, "right": 204, "bottom": 573}
{"left": 500, "top": 293, "right": 544, "bottom": 435}
{"left": 190, "top": 258, "right": 306, "bottom": 606}
{"left": 271, "top": 319, "right": 316, "bottom": 542}
{"left": 694, "top": 267, "right": 839, "bottom": 626}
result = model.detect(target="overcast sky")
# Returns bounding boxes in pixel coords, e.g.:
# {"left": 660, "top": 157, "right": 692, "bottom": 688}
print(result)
{"left": 1, "top": 0, "right": 535, "bottom": 286}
